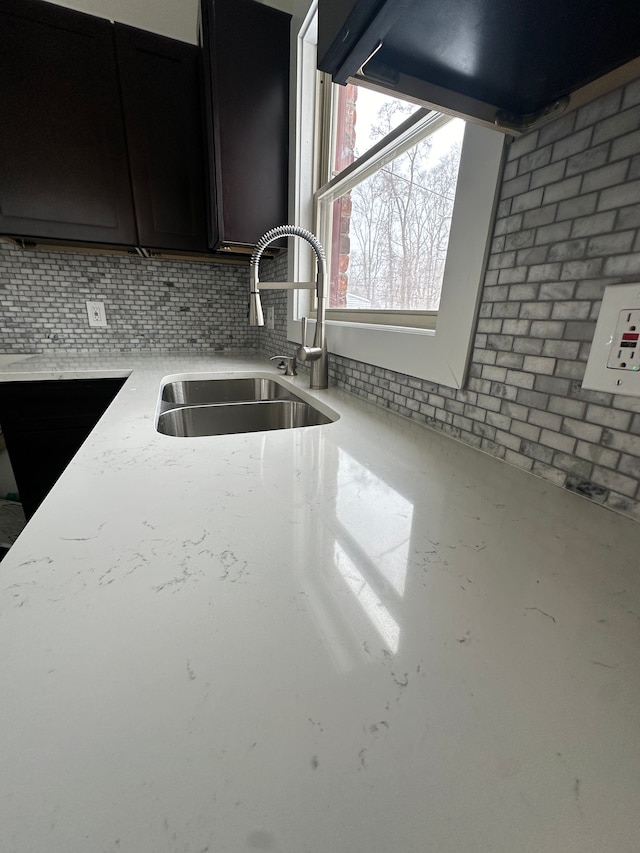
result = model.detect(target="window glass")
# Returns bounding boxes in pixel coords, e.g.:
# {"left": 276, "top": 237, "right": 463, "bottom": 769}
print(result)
{"left": 327, "top": 110, "right": 465, "bottom": 312}
{"left": 332, "top": 85, "right": 421, "bottom": 175}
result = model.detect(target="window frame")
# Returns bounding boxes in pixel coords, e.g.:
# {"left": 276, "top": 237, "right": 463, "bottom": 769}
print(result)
{"left": 315, "top": 100, "right": 457, "bottom": 329}
{"left": 286, "top": 1, "right": 506, "bottom": 389}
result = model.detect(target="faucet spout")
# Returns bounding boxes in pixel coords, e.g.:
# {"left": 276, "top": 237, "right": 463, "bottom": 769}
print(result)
{"left": 249, "top": 225, "right": 328, "bottom": 390}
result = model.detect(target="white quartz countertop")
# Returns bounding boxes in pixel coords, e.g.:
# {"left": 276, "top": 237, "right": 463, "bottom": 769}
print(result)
{"left": 1, "top": 351, "right": 639, "bottom": 853}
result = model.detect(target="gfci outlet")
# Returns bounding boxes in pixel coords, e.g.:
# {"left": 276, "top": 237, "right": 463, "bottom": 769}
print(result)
{"left": 583, "top": 283, "right": 640, "bottom": 396}
{"left": 86, "top": 301, "right": 107, "bottom": 328}
{"left": 607, "top": 309, "right": 640, "bottom": 370}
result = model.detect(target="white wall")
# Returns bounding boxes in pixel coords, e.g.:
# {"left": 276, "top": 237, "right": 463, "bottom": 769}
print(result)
{"left": 40, "top": 0, "right": 295, "bottom": 44}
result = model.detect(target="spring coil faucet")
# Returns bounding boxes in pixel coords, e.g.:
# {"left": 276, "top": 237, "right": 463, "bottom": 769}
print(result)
{"left": 249, "top": 225, "right": 328, "bottom": 390}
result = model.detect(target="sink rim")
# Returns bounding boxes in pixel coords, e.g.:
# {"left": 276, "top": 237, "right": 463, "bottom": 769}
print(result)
{"left": 157, "top": 398, "right": 336, "bottom": 438}
{"left": 161, "top": 375, "right": 300, "bottom": 406}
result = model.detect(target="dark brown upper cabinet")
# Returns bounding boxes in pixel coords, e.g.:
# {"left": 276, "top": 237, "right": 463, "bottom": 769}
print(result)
{"left": 114, "top": 25, "right": 208, "bottom": 253}
{"left": 0, "top": 0, "right": 137, "bottom": 246}
{"left": 318, "top": 0, "right": 640, "bottom": 133}
{"left": 200, "top": 0, "right": 291, "bottom": 253}
{"left": 0, "top": 0, "right": 208, "bottom": 254}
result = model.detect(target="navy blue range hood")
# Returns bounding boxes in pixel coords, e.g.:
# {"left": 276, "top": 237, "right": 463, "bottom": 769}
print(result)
{"left": 318, "top": 0, "right": 640, "bottom": 132}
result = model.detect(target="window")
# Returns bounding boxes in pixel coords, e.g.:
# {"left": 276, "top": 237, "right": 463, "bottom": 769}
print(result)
{"left": 288, "top": 2, "right": 506, "bottom": 388}
{"left": 316, "top": 81, "right": 466, "bottom": 328}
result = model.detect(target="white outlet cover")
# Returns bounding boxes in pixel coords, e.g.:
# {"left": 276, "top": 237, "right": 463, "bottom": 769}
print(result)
{"left": 86, "top": 301, "right": 107, "bottom": 328}
{"left": 583, "top": 282, "right": 640, "bottom": 396}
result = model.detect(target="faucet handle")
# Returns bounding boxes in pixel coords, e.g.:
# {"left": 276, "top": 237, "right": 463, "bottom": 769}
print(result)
{"left": 270, "top": 355, "right": 297, "bottom": 376}
{"left": 296, "top": 316, "right": 322, "bottom": 364}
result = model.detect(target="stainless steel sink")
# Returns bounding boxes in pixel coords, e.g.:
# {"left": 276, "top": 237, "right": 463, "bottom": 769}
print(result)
{"left": 162, "top": 377, "right": 296, "bottom": 405}
{"left": 157, "top": 400, "right": 334, "bottom": 437}
{"left": 156, "top": 373, "right": 338, "bottom": 437}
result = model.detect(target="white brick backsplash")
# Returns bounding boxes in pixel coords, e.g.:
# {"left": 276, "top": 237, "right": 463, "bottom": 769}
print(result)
{"left": 540, "top": 429, "right": 576, "bottom": 453}
{"left": 617, "top": 205, "right": 640, "bottom": 229}
{"left": 0, "top": 243, "right": 261, "bottom": 354}
{"left": 571, "top": 210, "right": 617, "bottom": 237}
{"left": 552, "top": 452, "right": 593, "bottom": 479}
{"left": 497, "top": 267, "right": 528, "bottom": 284}
{"left": 592, "top": 108, "right": 640, "bottom": 145}
{"left": 575, "top": 441, "right": 619, "bottom": 469}
{"left": 603, "top": 253, "right": 640, "bottom": 277}
{"left": 527, "top": 263, "right": 562, "bottom": 281}
{"left": 598, "top": 179, "right": 640, "bottom": 211}
{"left": 504, "top": 449, "right": 535, "bottom": 471}
{"left": 531, "top": 460, "right": 567, "bottom": 485}
{"left": 511, "top": 420, "right": 541, "bottom": 441}
{"left": 529, "top": 320, "right": 566, "bottom": 339}
{"left": 552, "top": 128, "right": 593, "bottom": 161}
{"left": 565, "top": 144, "right": 609, "bottom": 177}
{"left": 513, "top": 337, "right": 545, "bottom": 355}
{"left": 523, "top": 355, "right": 556, "bottom": 374}
{"left": 618, "top": 453, "right": 640, "bottom": 479}
{"left": 586, "top": 231, "right": 636, "bottom": 256}
{"left": 557, "top": 193, "right": 600, "bottom": 221}
{"left": 511, "top": 188, "right": 545, "bottom": 213}
{"left": 522, "top": 204, "right": 557, "bottom": 228}
{"left": 543, "top": 176, "right": 582, "bottom": 205}
{"left": 551, "top": 300, "right": 591, "bottom": 320}
{"left": 561, "top": 417, "right": 603, "bottom": 442}
{"left": 528, "top": 409, "right": 563, "bottom": 431}
{"left": 610, "top": 129, "right": 640, "bottom": 161}
{"left": 586, "top": 404, "right": 632, "bottom": 431}
{"left": 575, "top": 88, "right": 623, "bottom": 129}
{"left": 538, "top": 113, "right": 576, "bottom": 145}
{"left": 548, "top": 240, "right": 587, "bottom": 261}
{"left": 535, "top": 221, "right": 573, "bottom": 244}
{"left": 495, "top": 352, "right": 524, "bottom": 369}
{"left": 505, "top": 369, "right": 535, "bottom": 388}
{"left": 508, "top": 129, "right": 540, "bottom": 157}
{"left": 530, "top": 161, "right": 566, "bottom": 189}
{"left": 591, "top": 466, "right": 638, "bottom": 498}
{"left": 582, "top": 161, "right": 630, "bottom": 192}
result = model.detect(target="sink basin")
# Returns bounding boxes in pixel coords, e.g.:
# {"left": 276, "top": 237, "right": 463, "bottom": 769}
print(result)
{"left": 162, "top": 377, "right": 296, "bottom": 405}
{"left": 157, "top": 372, "right": 339, "bottom": 437}
{"left": 157, "top": 400, "right": 334, "bottom": 437}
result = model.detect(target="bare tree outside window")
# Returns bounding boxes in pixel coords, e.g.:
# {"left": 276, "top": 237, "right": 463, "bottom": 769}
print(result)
{"left": 328, "top": 87, "right": 464, "bottom": 313}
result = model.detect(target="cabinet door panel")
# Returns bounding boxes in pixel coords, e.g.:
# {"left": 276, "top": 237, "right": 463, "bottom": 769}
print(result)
{"left": 201, "top": 0, "right": 290, "bottom": 250}
{"left": 115, "top": 25, "right": 208, "bottom": 252}
{"left": 0, "top": 0, "right": 136, "bottom": 245}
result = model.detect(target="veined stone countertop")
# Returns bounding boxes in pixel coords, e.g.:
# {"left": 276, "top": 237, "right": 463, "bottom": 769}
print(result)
{"left": 0, "top": 351, "right": 639, "bottom": 853}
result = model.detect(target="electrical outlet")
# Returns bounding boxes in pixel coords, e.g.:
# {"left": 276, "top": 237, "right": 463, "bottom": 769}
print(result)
{"left": 266, "top": 306, "right": 275, "bottom": 330}
{"left": 607, "top": 309, "right": 640, "bottom": 370}
{"left": 86, "top": 301, "right": 107, "bottom": 328}
{"left": 583, "top": 283, "right": 640, "bottom": 396}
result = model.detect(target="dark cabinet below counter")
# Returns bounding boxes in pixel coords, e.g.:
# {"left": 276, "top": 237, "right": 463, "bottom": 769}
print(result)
{"left": 0, "top": 0, "right": 208, "bottom": 254}
{"left": 0, "top": 378, "right": 126, "bottom": 520}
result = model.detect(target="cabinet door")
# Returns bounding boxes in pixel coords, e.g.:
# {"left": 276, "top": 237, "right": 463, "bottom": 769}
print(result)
{"left": 0, "top": 0, "right": 136, "bottom": 245}
{"left": 115, "top": 25, "right": 209, "bottom": 253}
{"left": 200, "top": 0, "right": 291, "bottom": 251}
